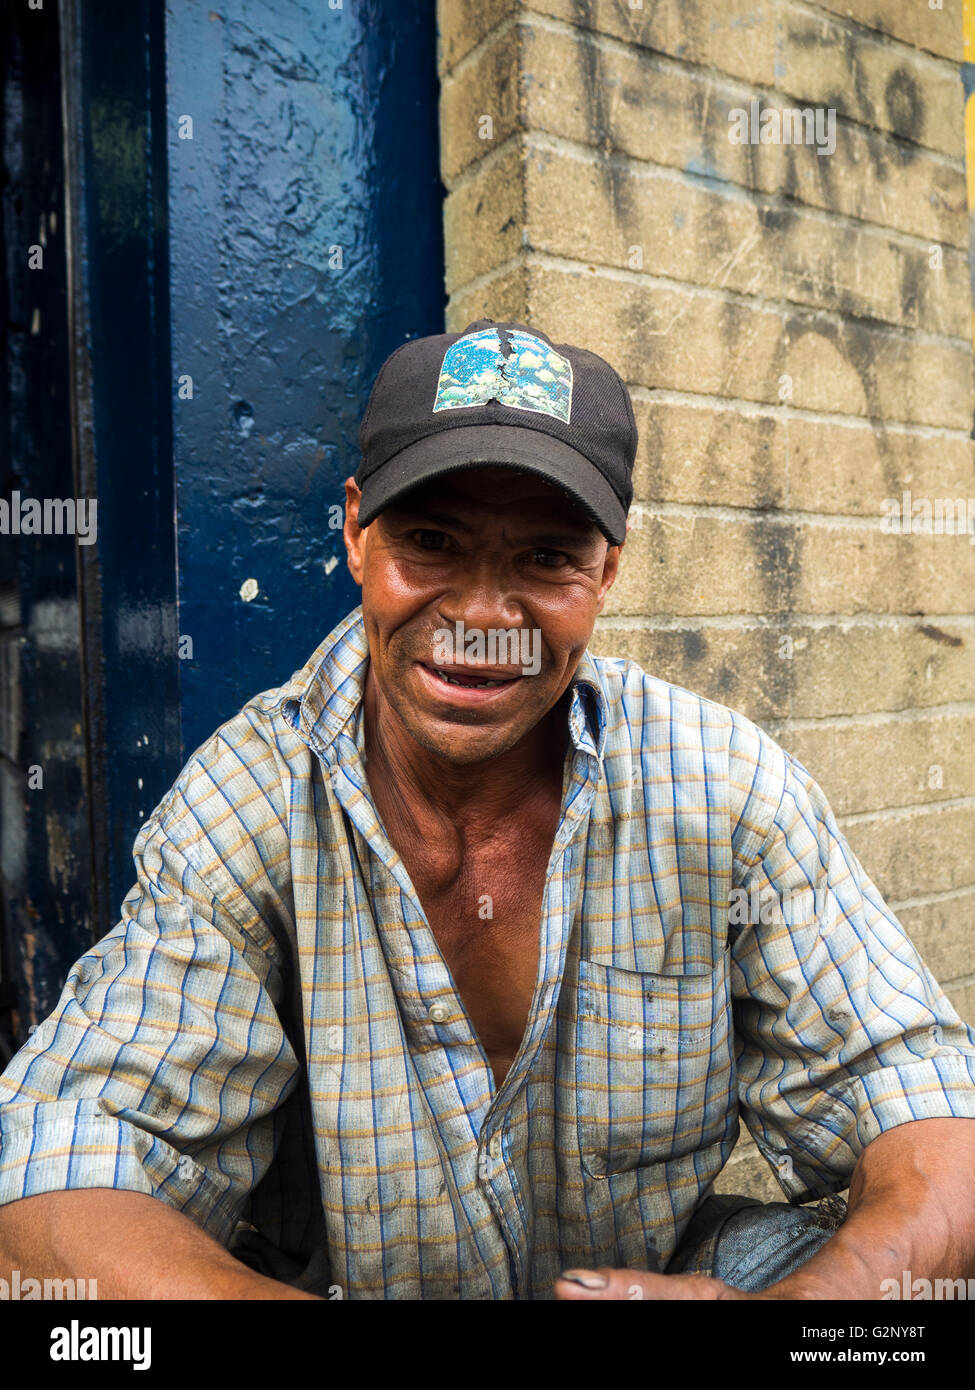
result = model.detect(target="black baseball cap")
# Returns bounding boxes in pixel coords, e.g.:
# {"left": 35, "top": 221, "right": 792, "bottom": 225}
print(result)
{"left": 353, "top": 319, "right": 637, "bottom": 545}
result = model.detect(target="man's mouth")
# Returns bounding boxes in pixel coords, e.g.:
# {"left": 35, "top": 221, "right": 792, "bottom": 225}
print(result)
{"left": 424, "top": 663, "right": 520, "bottom": 689}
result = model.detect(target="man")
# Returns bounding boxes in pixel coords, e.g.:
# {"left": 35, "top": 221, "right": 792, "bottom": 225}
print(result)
{"left": 1, "top": 319, "right": 974, "bottom": 1301}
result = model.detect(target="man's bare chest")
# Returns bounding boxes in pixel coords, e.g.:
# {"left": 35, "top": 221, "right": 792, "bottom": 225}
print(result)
{"left": 398, "top": 838, "right": 551, "bottom": 1089}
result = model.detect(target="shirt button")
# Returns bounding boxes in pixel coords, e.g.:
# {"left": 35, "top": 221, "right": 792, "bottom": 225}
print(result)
{"left": 428, "top": 1003, "right": 449, "bottom": 1023}
{"left": 488, "top": 1133, "right": 502, "bottom": 1159}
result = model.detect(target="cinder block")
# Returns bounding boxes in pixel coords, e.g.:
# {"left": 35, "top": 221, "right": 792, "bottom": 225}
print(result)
{"left": 632, "top": 401, "right": 787, "bottom": 512}
{"left": 446, "top": 263, "right": 531, "bottom": 330}
{"left": 437, "top": 0, "right": 518, "bottom": 77}
{"left": 769, "top": 712, "right": 975, "bottom": 817}
{"left": 439, "top": 24, "right": 524, "bottom": 184}
{"left": 606, "top": 514, "right": 975, "bottom": 618}
{"left": 589, "top": 619, "right": 975, "bottom": 722}
{"left": 526, "top": 0, "right": 779, "bottom": 86}
{"left": 440, "top": 0, "right": 975, "bottom": 929}
{"left": 778, "top": 2, "right": 962, "bottom": 155}
{"left": 896, "top": 892, "right": 975, "bottom": 986}
{"left": 631, "top": 403, "right": 975, "bottom": 515}
{"left": 841, "top": 804, "right": 975, "bottom": 901}
{"left": 783, "top": 418, "right": 975, "bottom": 515}
{"left": 443, "top": 22, "right": 966, "bottom": 244}
{"left": 444, "top": 143, "right": 525, "bottom": 293}
{"left": 523, "top": 267, "right": 785, "bottom": 408}
{"left": 814, "top": 0, "right": 962, "bottom": 63}
{"left": 781, "top": 307, "right": 973, "bottom": 427}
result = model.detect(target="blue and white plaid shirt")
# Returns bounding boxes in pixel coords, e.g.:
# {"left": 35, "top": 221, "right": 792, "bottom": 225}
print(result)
{"left": 2, "top": 605, "right": 974, "bottom": 1298}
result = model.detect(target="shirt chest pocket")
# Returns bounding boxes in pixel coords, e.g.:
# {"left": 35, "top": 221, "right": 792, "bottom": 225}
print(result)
{"left": 575, "top": 946, "right": 736, "bottom": 1178}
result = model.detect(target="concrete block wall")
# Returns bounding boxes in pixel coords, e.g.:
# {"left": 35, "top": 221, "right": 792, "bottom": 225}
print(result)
{"left": 437, "top": 0, "right": 975, "bottom": 1201}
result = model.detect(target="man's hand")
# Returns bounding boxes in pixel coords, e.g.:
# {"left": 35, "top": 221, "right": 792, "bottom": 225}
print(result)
{"left": 555, "top": 1117, "right": 975, "bottom": 1301}
{"left": 555, "top": 1268, "right": 752, "bottom": 1300}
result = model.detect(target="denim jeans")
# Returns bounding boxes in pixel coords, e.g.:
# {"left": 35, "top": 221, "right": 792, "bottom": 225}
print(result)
{"left": 666, "top": 1191, "right": 849, "bottom": 1292}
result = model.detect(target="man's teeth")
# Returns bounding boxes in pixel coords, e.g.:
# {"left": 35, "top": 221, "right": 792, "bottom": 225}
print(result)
{"left": 432, "top": 668, "right": 509, "bottom": 687}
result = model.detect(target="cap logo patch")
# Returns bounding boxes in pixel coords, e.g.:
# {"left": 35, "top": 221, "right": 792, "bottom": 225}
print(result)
{"left": 432, "top": 329, "right": 573, "bottom": 423}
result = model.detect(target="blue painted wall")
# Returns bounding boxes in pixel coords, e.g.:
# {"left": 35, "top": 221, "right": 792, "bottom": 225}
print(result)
{"left": 167, "top": 0, "right": 445, "bottom": 760}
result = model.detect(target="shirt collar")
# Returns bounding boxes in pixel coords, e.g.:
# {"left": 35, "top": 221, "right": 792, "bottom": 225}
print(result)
{"left": 275, "top": 606, "right": 609, "bottom": 763}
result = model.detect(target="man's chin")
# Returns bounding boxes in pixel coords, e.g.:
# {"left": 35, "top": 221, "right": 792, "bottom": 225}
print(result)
{"left": 404, "top": 718, "right": 529, "bottom": 767}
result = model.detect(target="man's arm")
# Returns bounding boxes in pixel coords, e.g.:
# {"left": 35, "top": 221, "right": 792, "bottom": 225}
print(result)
{"left": 0, "top": 803, "right": 302, "bottom": 1282}
{"left": 558, "top": 727, "right": 975, "bottom": 1301}
{"left": 554, "top": 1116, "right": 975, "bottom": 1299}
{"left": 754, "top": 1116, "right": 975, "bottom": 1300}
{"left": 0, "top": 1189, "right": 320, "bottom": 1300}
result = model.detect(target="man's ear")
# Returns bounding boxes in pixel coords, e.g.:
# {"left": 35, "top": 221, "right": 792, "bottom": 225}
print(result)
{"left": 595, "top": 537, "right": 623, "bottom": 614}
{"left": 344, "top": 477, "right": 366, "bottom": 586}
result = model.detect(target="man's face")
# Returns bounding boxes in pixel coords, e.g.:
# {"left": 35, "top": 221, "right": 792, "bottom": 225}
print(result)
{"left": 344, "top": 466, "right": 622, "bottom": 766}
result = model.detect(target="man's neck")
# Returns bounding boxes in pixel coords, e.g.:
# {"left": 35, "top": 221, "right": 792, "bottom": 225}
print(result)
{"left": 361, "top": 668, "right": 570, "bottom": 835}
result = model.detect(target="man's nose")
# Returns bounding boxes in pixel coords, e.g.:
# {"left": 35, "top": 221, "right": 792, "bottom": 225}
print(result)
{"left": 437, "top": 560, "right": 524, "bottom": 631}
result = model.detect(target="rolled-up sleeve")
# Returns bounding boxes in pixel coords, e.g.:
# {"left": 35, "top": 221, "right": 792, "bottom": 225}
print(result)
{"left": 729, "top": 738, "right": 975, "bottom": 1203}
{"left": 0, "top": 814, "right": 300, "bottom": 1245}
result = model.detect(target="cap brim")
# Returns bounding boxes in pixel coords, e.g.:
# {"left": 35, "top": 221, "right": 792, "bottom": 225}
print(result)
{"left": 354, "top": 424, "right": 627, "bottom": 545}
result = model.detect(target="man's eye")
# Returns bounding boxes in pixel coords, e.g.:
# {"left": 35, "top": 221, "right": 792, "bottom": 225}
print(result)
{"left": 413, "top": 530, "right": 450, "bottom": 550}
{"left": 529, "top": 549, "right": 568, "bottom": 568}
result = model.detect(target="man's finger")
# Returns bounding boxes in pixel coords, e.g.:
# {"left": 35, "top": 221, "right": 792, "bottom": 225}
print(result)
{"left": 554, "top": 1267, "right": 735, "bottom": 1301}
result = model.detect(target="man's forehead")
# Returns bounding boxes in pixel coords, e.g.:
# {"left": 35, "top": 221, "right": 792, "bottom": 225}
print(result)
{"left": 391, "top": 466, "right": 596, "bottom": 526}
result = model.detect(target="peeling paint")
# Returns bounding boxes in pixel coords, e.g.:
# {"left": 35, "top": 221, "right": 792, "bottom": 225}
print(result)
{"left": 168, "top": 0, "right": 443, "bottom": 756}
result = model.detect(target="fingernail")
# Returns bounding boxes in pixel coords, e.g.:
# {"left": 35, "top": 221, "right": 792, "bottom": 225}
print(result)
{"left": 559, "top": 1269, "right": 608, "bottom": 1289}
